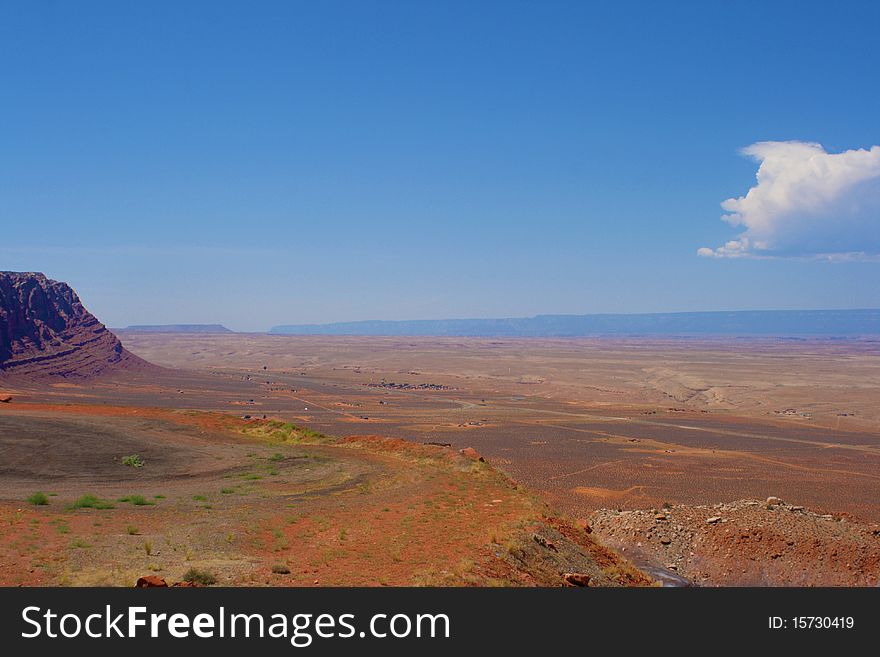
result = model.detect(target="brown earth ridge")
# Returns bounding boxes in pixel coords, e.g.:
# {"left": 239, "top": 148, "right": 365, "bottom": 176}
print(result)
{"left": 0, "top": 271, "right": 150, "bottom": 379}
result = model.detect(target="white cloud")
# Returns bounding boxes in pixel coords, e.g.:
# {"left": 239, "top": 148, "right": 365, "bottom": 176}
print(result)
{"left": 699, "top": 141, "right": 880, "bottom": 259}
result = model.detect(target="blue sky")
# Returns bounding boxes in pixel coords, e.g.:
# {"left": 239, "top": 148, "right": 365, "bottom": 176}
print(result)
{"left": 2, "top": 1, "right": 879, "bottom": 331}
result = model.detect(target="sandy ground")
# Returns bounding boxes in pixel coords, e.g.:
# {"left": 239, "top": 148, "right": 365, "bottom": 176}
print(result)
{"left": 106, "top": 333, "right": 880, "bottom": 522}
{"left": 4, "top": 332, "right": 879, "bottom": 586}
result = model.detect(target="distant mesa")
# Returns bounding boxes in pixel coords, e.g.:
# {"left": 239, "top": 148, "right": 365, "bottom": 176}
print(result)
{"left": 122, "top": 324, "right": 233, "bottom": 334}
{"left": 0, "top": 271, "right": 153, "bottom": 379}
{"left": 270, "top": 310, "right": 880, "bottom": 338}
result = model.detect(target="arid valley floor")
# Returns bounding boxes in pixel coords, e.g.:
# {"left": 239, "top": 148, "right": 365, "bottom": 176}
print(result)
{"left": 3, "top": 332, "right": 880, "bottom": 586}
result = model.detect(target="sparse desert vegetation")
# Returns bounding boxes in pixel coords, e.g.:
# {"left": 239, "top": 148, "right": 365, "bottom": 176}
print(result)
{"left": 68, "top": 495, "right": 114, "bottom": 510}
{"left": 26, "top": 492, "right": 49, "bottom": 506}
{"left": 182, "top": 567, "right": 217, "bottom": 586}
{"left": 122, "top": 454, "right": 145, "bottom": 468}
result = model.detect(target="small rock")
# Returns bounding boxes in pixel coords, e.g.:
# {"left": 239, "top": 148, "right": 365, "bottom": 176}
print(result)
{"left": 576, "top": 518, "right": 593, "bottom": 534}
{"left": 0, "top": 395, "right": 12, "bottom": 403}
{"left": 654, "top": 513, "right": 667, "bottom": 521}
{"left": 533, "top": 533, "right": 558, "bottom": 551}
{"left": 660, "top": 537, "right": 672, "bottom": 545}
{"left": 136, "top": 576, "right": 168, "bottom": 588}
{"left": 562, "top": 573, "right": 591, "bottom": 587}
{"left": 706, "top": 516, "right": 721, "bottom": 524}
{"left": 766, "top": 496, "right": 783, "bottom": 506}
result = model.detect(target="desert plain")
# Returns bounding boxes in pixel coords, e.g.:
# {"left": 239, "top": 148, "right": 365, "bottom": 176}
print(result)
{"left": 3, "top": 330, "right": 879, "bottom": 586}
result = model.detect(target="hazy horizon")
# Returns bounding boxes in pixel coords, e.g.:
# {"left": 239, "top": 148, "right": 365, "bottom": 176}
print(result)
{"left": 104, "top": 308, "right": 880, "bottom": 337}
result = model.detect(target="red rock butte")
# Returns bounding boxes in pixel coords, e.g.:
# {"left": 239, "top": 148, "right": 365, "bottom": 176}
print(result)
{"left": 0, "top": 271, "right": 152, "bottom": 379}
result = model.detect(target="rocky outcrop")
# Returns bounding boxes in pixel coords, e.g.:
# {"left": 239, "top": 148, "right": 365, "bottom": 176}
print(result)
{"left": 591, "top": 499, "right": 880, "bottom": 586}
{"left": 0, "top": 271, "right": 152, "bottom": 379}
{"left": 459, "top": 447, "right": 485, "bottom": 462}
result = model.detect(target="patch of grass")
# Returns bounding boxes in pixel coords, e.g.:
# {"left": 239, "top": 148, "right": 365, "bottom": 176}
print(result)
{"left": 143, "top": 541, "right": 153, "bottom": 556}
{"left": 240, "top": 420, "right": 333, "bottom": 446}
{"left": 121, "top": 454, "right": 145, "bottom": 468}
{"left": 69, "top": 538, "right": 91, "bottom": 549}
{"left": 26, "top": 492, "right": 49, "bottom": 506}
{"left": 118, "top": 495, "right": 154, "bottom": 506}
{"left": 271, "top": 564, "right": 291, "bottom": 575}
{"left": 154, "top": 494, "right": 166, "bottom": 499}
{"left": 182, "top": 568, "right": 217, "bottom": 586}
{"left": 220, "top": 488, "right": 234, "bottom": 494}
{"left": 68, "top": 495, "right": 114, "bottom": 510}
{"left": 126, "top": 525, "right": 139, "bottom": 535}
{"left": 269, "top": 452, "right": 284, "bottom": 461}
{"left": 192, "top": 495, "right": 206, "bottom": 501}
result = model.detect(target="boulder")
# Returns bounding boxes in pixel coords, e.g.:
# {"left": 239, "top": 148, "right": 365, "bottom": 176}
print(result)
{"left": 766, "top": 496, "right": 784, "bottom": 506}
{"left": 563, "top": 573, "right": 591, "bottom": 587}
{"left": 135, "top": 576, "right": 168, "bottom": 588}
{"left": 0, "top": 394, "right": 11, "bottom": 403}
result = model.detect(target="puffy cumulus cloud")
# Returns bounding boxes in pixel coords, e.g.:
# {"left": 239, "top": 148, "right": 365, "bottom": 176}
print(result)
{"left": 699, "top": 141, "right": 880, "bottom": 260}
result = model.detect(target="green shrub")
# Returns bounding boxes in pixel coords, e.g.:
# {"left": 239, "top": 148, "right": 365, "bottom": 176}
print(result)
{"left": 122, "top": 454, "right": 145, "bottom": 468}
{"left": 68, "top": 495, "right": 115, "bottom": 510}
{"left": 269, "top": 452, "right": 284, "bottom": 462}
{"left": 118, "top": 495, "right": 154, "bottom": 506}
{"left": 27, "top": 492, "right": 49, "bottom": 506}
{"left": 182, "top": 568, "right": 217, "bottom": 586}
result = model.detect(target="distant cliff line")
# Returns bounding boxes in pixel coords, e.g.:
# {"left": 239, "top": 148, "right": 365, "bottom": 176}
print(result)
{"left": 270, "top": 309, "right": 880, "bottom": 337}
{"left": 121, "top": 324, "right": 233, "bottom": 333}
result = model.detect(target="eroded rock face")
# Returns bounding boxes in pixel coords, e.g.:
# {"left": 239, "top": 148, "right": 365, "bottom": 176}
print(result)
{"left": 0, "top": 271, "right": 151, "bottom": 379}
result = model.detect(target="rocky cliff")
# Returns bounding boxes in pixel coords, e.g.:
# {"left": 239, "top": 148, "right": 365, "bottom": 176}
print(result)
{"left": 0, "top": 271, "right": 151, "bottom": 378}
